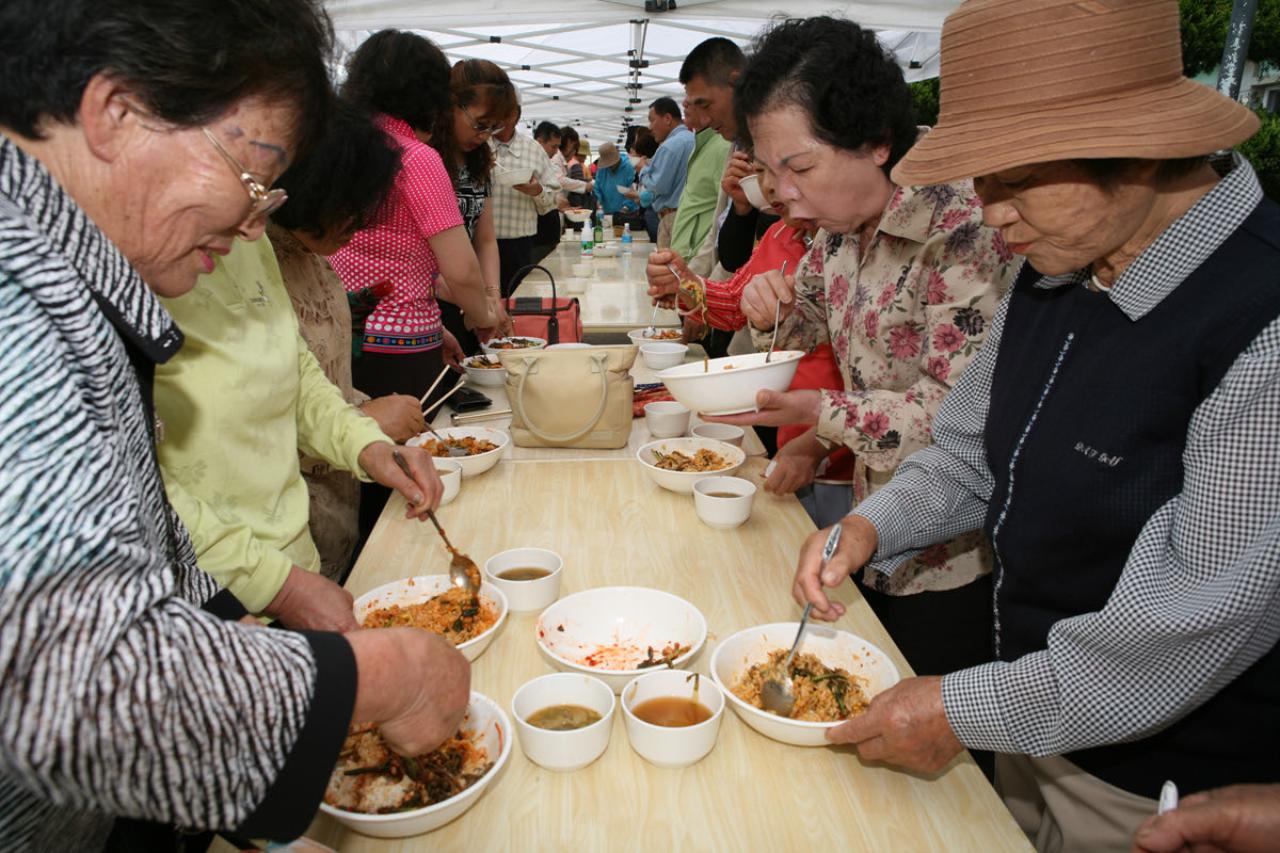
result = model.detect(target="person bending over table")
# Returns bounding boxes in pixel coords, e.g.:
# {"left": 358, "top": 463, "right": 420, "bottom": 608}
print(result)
{"left": 788, "top": 2, "right": 1279, "bottom": 849}
{"left": 0, "top": 2, "right": 468, "bottom": 848}
{"left": 707, "top": 18, "right": 1017, "bottom": 695}
{"left": 269, "top": 100, "right": 427, "bottom": 582}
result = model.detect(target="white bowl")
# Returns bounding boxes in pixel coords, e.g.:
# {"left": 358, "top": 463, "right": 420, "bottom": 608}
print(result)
{"left": 690, "top": 423, "right": 745, "bottom": 448}
{"left": 535, "top": 587, "right": 708, "bottom": 693}
{"left": 643, "top": 401, "right": 690, "bottom": 439}
{"left": 692, "top": 476, "right": 756, "bottom": 530}
{"left": 621, "top": 669, "right": 725, "bottom": 768}
{"left": 463, "top": 354, "right": 507, "bottom": 387}
{"left": 493, "top": 166, "right": 534, "bottom": 189}
{"left": 738, "top": 173, "right": 770, "bottom": 210}
{"left": 710, "top": 623, "right": 901, "bottom": 746}
{"left": 432, "top": 458, "right": 462, "bottom": 506}
{"left": 353, "top": 575, "right": 509, "bottom": 662}
{"left": 627, "top": 327, "right": 682, "bottom": 345}
{"left": 319, "top": 691, "right": 512, "bottom": 838}
{"left": 563, "top": 208, "right": 593, "bottom": 223}
{"left": 639, "top": 341, "right": 688, "bottom": 370}
{"left": 635, "top": 437, "right": 745, "bottom": 494}
{"left": 656, "top": 350, "right": 804, "bottom": 416}
{"left": 480, "top": 336, "right": 547, "bottom": 356}
{"left": 594, "top": 243, "right": 620, "bottom": 258}
{"left": 483, "top": 548, "right": 563, "bottom": 613}
{"left": 571, "top": 261, "right": 593, "bottom": 278}
{"left": 407, "top": 426, "right": 508, "bottom": 478}
{"left": 511, "top": 673, "right": 616, "bottom": 772}
{"left": 547, "top": 342, "right": 592, "bottom": 350}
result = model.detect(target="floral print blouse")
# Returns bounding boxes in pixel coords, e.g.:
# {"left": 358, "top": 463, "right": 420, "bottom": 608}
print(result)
{"left": 756, "top": 181, "right": 1019, "bottom": 594}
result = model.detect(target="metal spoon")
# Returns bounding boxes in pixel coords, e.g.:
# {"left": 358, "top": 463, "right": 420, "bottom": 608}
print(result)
{"left": 760, "top": 523, "right": 842, "bottom": 717}
{"left": 392, "top": 450, "right": 481, "bottom": 594}
{"left": 765, "top": 261, "right": 788, "bottom": 364}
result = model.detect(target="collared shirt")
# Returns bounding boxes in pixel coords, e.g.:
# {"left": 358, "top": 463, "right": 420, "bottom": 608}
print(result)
{"left": 156, "top": 236, "right": 388, "bottom": 613}
{"left": 329, "top": 114, "right": 463, "bottom": 354}
{"left": 551, "top": 149, "right": 591, "bottom": 195}
{"left": 594, "top": 153, "right": 638, "bottom": 215}
{"left": 489, "top": 131, "right": 559, "bottom": 239}
{"left": 640, "top": 123, "right": 695, "bottom": 212}
{"left": 0, "top": 136, "right": 354, "bottom": 848}
{"left": 754, "top": 181, "right": 1018, "bottom": 593}
{"left": 669, "top": 128, "right": 732, "bottom": 261}
{"left": 853, "top": 153, "right": 1280, "bottom": 756}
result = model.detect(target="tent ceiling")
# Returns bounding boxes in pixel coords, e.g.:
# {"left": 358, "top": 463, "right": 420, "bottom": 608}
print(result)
{"left": 328, "top": 1, "right": 953, "bottom": 146}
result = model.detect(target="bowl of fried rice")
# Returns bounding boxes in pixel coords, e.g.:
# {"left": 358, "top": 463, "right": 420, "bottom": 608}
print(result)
{"left": 710, "top": 622, "right": 900, "bottom": 746}
{"left": 320, "top": 691, "right": 512, "bottom": 837}
{"left": 635, "top": 436, "right": 745, "bottom": 494}
{"left": 407, "top": 426, "right": 509, "bottom": 478}
{"left": 354, "top": 575, "right": 509, "bottom": 662}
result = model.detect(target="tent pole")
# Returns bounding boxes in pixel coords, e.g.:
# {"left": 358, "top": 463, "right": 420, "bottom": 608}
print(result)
{"left": 1216, "top": 0, "right": 1258, "bottom": 102}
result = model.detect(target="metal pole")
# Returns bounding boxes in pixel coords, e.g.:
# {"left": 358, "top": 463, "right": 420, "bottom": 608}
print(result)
{"left": 1216, "top": 0, "right": 1258, "bottom": 102}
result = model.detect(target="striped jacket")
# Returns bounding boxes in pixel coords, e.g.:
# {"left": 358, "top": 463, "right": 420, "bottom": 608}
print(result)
{"left": 0, "top": 137, "right": 355, "bottom": 850}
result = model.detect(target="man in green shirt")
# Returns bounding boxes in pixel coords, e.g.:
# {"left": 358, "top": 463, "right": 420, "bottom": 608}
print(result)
{"left": 155, "top": 235, "right": 444, "bottom": 630}
{"left": 667, "top": 125, "right": 731, "bottom": 262}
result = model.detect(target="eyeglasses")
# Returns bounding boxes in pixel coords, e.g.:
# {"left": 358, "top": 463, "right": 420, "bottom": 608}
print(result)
{"left": 200, "top": 127, "right": 288, "bottom": 219}
{"left": 461, "top": 105, "right": 506, "bottom": 137}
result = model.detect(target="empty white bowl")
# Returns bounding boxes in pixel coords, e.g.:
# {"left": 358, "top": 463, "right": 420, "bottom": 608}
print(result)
{"left": 639, "top": 341, "right": 688, "bottom": 370}
{"left": 627, "top": 327, "right": 682, "bottom": 345}
{"left": 483, "top": 547, "right": 563, "bottom": 612}
{"left": 690, "top": 423, "right": 745, "bottom": 448}
{"left": 643, "top": 401, "right": 690, "bottom": 439}
{"left": 535, "top": 586, "right": 707, "bottom": 693}
{"left": 593, "top": 243, "right": 620, "bottom": 258}
{"left": 480, "top": 336, "right": 547, "bottom": 356}
{"left": 621, "top": 669, "right": 725, "bottom": 768}
{"left": 692, "top": 476, "right": 756, "bottom": 530}
{"left": 710, "top": 623, "right": 901, "bottom": 746}
{"left": 432, "top": 458, "right": 462, "bottom": 506}
{"left": 656, "top": 350, "right": 804, "bottom": 416}
{"left": 635, "top": 437, "right": 746, "bottom": 494}
{"left": 353, "top": 576, "right": 509, "bottom": 662}
{"left": 738, "top": 173, "right": 770, "bottom": 210}
{"left": 319, "top": 691, "right": 512, "bottom": 838}
{"left": 463, "top": 354, "right": 507, "bottom": 387}
{"left": 511, "top": 673, "right": 616, "bottom": 772}
{"left": 407, "top": 426, "right": 508, "bottom": 478}
{"left": 493, "top": 166, "right": 534, "bottom": 189}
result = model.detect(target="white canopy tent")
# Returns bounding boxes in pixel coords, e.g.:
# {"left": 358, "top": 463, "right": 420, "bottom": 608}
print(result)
{"left": 326, "top": 0, "right": 955, "bottom": 146}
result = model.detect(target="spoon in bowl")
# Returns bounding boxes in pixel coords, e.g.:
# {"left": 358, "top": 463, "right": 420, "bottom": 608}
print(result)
{"left": 760, "top": 523, "right": 842, "bottom": 717}
{"left": 765, "top": 261, "right": 788, "bottom": 364}
{"left": 392, "top": 449, "right": 480, "bottom": 593}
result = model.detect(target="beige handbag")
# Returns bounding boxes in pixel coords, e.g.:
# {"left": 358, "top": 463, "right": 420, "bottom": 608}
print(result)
{"left": 501, "top": 346, "right": 637, "bottom": 448}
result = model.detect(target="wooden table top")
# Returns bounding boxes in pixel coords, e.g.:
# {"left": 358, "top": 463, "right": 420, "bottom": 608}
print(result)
{"left": 305, "top": 454, "right": 1029, "bottom": 852}
{"left": 516, "top": 239, "right": 683, "bottom": 334}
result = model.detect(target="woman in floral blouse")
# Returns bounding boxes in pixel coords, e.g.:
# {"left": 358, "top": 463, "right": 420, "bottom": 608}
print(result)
{"left": 715, "top": 17, "right": 1019, "bottom": 700}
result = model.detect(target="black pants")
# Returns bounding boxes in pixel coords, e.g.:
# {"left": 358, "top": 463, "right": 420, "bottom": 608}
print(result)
{"left": 532, "top": 211, "right": 561, "bottom": 266}
{"left": 497, "top": 236, "right": 535, "bottom": 298}
{"left": 859, "top": 572, "right": 996, "bottom": 781}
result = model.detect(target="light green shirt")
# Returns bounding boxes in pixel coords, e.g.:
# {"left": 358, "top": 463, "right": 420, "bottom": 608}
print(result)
{"left": 155, "top": 236, "right": 389, "bottom": 613}
{"left": 669, "top": 128, "right": 731, "bottom": 261}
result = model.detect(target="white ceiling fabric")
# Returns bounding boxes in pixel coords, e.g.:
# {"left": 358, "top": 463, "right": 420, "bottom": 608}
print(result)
{"left": 326, "top": 1, "right": 955, "bottom": 145}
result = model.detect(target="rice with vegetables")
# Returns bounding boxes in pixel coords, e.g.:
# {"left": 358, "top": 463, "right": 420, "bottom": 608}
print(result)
{"left": 731, "top": 650, "right": 870, "bottom": 721}
{"left": 363, "top": 588, "right": 499, "bottom": 645}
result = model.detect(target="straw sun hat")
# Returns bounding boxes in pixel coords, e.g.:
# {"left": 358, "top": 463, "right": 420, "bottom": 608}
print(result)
{"left": 891, "top": 0, "right": 1261, "bottom": 187}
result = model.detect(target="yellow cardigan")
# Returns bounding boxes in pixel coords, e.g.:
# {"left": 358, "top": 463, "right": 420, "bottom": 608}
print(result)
{"left": 155, "top": 236, "right": 389, "bottom": 613}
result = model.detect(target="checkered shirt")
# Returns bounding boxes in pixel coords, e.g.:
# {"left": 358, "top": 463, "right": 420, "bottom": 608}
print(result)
{"left": 853, "top": 153, "right": 1280, "bottom": 756}
{"left": 488, "top": 131, "right": 559, "bottom": 239}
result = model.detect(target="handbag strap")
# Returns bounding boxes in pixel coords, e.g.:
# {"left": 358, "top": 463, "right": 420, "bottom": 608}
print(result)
{"left": 506, "top": 264, "right": 559, "bottom": 344}
{"left": 514, "top": 352, "right": 611, "bottom": 443}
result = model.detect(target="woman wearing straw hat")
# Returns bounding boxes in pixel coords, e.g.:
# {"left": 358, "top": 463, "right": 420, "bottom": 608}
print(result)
{"left": 788, "top": 0, "right": 1279, "bottom": 849}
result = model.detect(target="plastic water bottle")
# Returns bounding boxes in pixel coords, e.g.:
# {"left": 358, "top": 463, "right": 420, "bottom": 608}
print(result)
{"left": 621, "top": 223, "right": 633, "bottom": 252}
{"left": 593, "top": 206, "right": 605, "bottom": 245}
{"left": 581, "top": 213, "right": 594, "bottom": 257}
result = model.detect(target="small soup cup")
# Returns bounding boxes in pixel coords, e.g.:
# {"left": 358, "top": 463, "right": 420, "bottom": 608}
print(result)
{"left": 432, "top": 458, "right": 463, "bottom": 506}
{"left": 621, "top": 668, "right": 725, "bottom": 768}
{"left": 511, "top": 673, "right": 616, "bottom": 772}
{"left": 644, "top": 401, "right": 691, "bottom": 439}
{"left": 483, "top": 548, "right": 563, "bottom": 612}
{"left": 692, "top": 476, "right": 756, "bottom": 530}
{"left": 690, "top": 423, "right": 745, "bottom": 448}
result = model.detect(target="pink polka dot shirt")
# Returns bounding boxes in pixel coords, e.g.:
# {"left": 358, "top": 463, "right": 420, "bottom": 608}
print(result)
{"left": 328, "top": 115, "right": 463, "bottom": 354}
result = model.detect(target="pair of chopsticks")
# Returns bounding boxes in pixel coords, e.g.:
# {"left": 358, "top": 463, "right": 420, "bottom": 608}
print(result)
{"left": 419, "top": 364, "right": 468, "bottom": 419}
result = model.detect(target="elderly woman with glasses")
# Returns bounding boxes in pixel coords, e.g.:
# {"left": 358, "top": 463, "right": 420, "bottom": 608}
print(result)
{"left": 0, "top": 1, "right": 468, "bottom": 850}
{"left": 789, "top": 1, "right": 1279, "bottom": 848}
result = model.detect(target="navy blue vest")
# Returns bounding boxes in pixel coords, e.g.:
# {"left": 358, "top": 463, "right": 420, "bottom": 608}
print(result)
{"left": 982, "top": 198, "right": 1280, "bottom": 796}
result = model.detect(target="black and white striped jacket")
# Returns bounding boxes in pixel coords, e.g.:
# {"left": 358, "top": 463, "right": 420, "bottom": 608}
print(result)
{"left": 0, "top": 137, "right": 355, "bottom": 850}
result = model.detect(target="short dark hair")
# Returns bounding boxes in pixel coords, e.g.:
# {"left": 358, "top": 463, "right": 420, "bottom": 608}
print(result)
{"left": 625, "top": 124, "right": 653, "bottom": 152}
{"left": 533, "top": 121, "right": 561, "bottom": 142}
{"left": 342, "top": 30, "right": 451, "bottom": 132}
{"left": 558, "top": 125, "right": 580, "bottom": 154}
{"left": 430, "top": 59, "right": 516, "bottom": 186}
{"left": 679, "top": 37, "right": 745, "bottom": 87}
{"left": 634, "top": 134, "right": 658, "bottom": 158}
{"left": 0, "top": 0, "right": 334, "bottom": 145}
{"left": 650, "top": 97, "right": 682, "bottom": 121}
{"left": 735, "top": 17, "right": 916, "bottom": 175}
{"left": 270, "top": 101, "right": 401, "bottom": 237}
